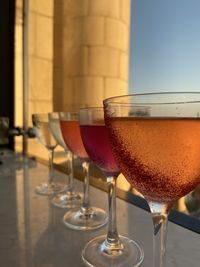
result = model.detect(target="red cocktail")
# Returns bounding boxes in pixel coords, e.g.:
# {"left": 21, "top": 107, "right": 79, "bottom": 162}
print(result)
{"left": 80, "top": 125, "right": 119, "bottom": 177}
{"left": 80, "top": 107, "right": 143, "bottom": 267}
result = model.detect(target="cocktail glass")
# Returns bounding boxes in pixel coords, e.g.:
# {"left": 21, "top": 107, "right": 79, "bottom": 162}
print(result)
{"left": 48, "top": 112, "right": 81, "bottom": 208}
{"left": 104, "top": 93, "right": 200, "bottom": 267}
{"left": 60, "top": 112, "right": 107, "bottom": 230}
{"left": 32, "top": 113, "right": 65, "bottom": 195}
{"left": 80, "top": 107, "right": 144, "bottom": 267}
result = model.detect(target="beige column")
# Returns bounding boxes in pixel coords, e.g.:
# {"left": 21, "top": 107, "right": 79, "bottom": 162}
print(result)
{"left": 28, "top": 0, "right": 54, "bottom": 124}
{"left": 53, "top": 0, "right": 131, "bottom": 111}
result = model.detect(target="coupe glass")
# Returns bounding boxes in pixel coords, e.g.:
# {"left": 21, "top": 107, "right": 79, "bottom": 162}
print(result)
{"left": 60, "top": 112, "right": 107, "bottom": 230}
{"left": 80, "top": 107, "right": 144, "bottom": 267}
{"left": 48, "top": 112, "right": 81, "bottom": 208}
{"left": 104, "top": 93, "right": 200, "bottom": 267}
{"left": 32, "top": 113, "right": 64, "bottom": 195}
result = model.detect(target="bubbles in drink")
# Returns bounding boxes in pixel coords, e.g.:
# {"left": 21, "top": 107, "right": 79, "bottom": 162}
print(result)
{"left": 108, "top": 117, "right": 200, "bottom": 202}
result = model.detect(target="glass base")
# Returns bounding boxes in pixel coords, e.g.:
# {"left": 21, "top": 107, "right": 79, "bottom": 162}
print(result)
{"left": 51, "top": 191, "right": 82, "bottom": 209}
{"left": 82, "top": 235, "right": 144, "bottom": 267}
{"left": 35, "top": 182, "right": 66, "bottom": 196}
{"left": 63, "top": 207, "right": 108, "bottom": 230}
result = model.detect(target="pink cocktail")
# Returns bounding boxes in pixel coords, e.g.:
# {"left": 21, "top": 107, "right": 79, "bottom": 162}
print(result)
{"left": 107, "top": 117, "right": 200, "bottom": 203}
{"left": 104, "top": 93, "right": 200, "bottom": 267}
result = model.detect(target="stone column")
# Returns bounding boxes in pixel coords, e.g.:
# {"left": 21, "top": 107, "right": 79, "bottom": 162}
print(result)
{"left": 53, "top": 0, "right": 131, "bottom": 111}
{"left": 28, "top": 0, "right": 54, "bottom": 124}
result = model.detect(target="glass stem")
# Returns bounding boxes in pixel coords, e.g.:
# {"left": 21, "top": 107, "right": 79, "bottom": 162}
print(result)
{"left": 81, "top": 161, "right": 91, "bottom": 212}
{"left": 102, "top": 176, "right": 123, "bottom": 254}
{"left": 65, "top": 150, "right": 74, "bottom": 191}
{"left": 48, "top": 149, "right": 54, "bottom": 184}
{"left": 148, "top": 201, "right": 171, "bottom": 267}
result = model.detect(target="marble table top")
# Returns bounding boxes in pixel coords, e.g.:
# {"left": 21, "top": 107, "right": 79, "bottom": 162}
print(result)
{"left": 0, "top": 150, "right": 200, "bottom": 267}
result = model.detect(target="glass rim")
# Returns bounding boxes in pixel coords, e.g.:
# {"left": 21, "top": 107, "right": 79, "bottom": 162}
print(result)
{"left": 32, "top": 113, "right": 49, "bottom": 122}
{"left": 48, "top": 112, "right": 59, "bottom": 115}
{"left": 48, "top": 112, "right": 59, "bottom": 119}
{"left": 79, "top": 107, "right": 103, "bottom": 111}
{"left": 59, "top": 111, "right": 79, "bottom": 121}
{"left": 103, "top": 92, "right": 200, "bottom": 106}
{"left": 59, "top": 111, "right": 78, "bottom": 115}
{"left": 32, "top": 113, "right": 48, "bottom": 116}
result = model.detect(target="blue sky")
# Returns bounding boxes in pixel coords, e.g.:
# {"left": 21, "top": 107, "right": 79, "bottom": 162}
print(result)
{"left": 129, "top": 0, "right": 200, "bottom": 93}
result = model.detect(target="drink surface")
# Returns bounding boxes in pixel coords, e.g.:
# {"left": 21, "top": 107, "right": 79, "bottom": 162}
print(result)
{"left": 60, "top": 120, "right": 88, "bottom": 160}
{"left": 34, "top": 121, "right": 57, "bottom": 151}
{"left": 107, "top": 117, "right": 200, "bottom": 202}
{"left": 80, "top": 125, "right": 120, "bottom": 177}
{"left": 49, "top": 118, "right": 66, "bottom": 149}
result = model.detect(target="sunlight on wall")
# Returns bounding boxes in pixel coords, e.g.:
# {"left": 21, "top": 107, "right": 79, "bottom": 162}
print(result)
{"left": 15, "top": 0, "right": 54, "bottom": 155}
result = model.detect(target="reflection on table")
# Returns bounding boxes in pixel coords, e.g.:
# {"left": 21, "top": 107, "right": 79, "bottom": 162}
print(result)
{"left": 0, "top": 150, "right": 200, "bottom": 266}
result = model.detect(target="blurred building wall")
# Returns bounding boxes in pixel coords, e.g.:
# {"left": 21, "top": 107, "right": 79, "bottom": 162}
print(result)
{"left": 15, "top": 0, "right": 54, "bottom": 127}
{"left": 15, "top": 0, "right": 130, "bottom": 154}
{"left": 28, "top": 0, "right": 54, "bottom": 124}
{"left": 53, "top": 0, "right": 131, "bottom": 111}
